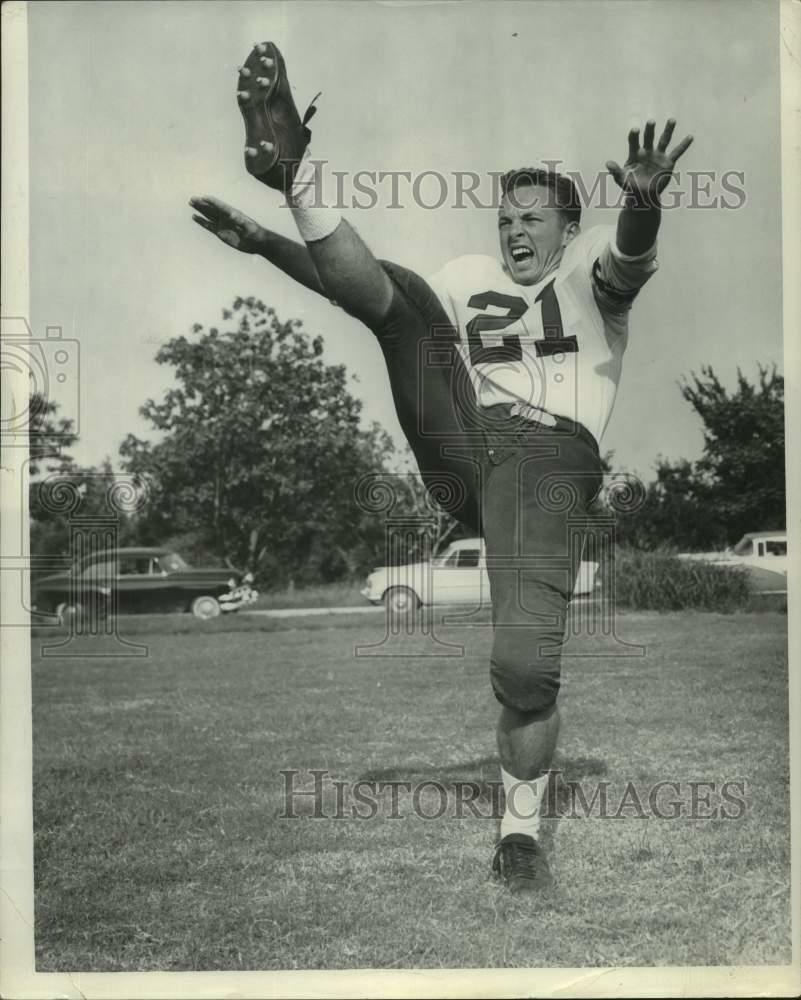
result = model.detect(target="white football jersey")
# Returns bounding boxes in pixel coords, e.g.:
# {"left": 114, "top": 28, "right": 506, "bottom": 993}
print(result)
{"left": 428, "top": 226, "right": 658, "bottom": 444}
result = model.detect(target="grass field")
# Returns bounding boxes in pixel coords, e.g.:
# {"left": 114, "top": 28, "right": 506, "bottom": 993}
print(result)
{"left": 32, "top": 610, "right": 791, "bottom": 971}
{"left": 252, "top": 580, "right": 367, "bottom": 609}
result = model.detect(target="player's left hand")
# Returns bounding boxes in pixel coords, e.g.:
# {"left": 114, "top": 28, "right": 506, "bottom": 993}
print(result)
{"left": 606, "top": 119, "right": 693, "bottom": 203}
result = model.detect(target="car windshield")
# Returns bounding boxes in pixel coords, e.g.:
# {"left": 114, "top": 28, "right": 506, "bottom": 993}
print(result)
{"left": 159, "top": 552, "right": 190, "bottom": 572}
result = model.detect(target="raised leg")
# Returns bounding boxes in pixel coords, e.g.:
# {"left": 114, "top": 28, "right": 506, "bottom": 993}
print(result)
{"left": 300, "top": 219, "right": 395, "bottom": 328}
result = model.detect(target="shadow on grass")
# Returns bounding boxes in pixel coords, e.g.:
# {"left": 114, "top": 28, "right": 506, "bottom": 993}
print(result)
{"left": 358, "top": 753, "right": 609, "bottom": 816}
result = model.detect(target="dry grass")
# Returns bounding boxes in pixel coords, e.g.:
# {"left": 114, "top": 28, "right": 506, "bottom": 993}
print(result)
{"left": 32, "top": 610, "right": 790, "bottom": 970}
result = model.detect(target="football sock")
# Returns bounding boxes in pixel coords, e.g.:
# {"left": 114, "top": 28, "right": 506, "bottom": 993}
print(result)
{"left": 500, "top": 767, "right": 549, "bottom": 841}
{"left": 288, "top": 150, "right": 342, "bottom": 243}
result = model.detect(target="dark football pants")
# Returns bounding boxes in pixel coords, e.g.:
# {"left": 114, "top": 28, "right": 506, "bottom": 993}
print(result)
{"left": 477, "top": 415, "right": 602, "bottom": 710}
{"left": 367, "top": 261, "right": 603, "bottom": 713}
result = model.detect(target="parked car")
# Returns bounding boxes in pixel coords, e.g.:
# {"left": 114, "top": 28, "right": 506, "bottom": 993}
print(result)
{"left": 718, "top": 531, "right": 787, "bottom": 572}
{"left": 361, "top": 537, "right": 599, "bottom": 614}
{"left": 679, "top": 530, "right": 787, "bottom": 567}
{"left": 677, "top": 530, "right": 787, "bottom": 591}
{"left": 32, "top": 547, "right": 258, "bottom": 621}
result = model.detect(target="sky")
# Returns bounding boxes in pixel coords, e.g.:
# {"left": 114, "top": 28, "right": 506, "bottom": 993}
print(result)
{"left": 28, "top": 0, "right": 784, "bottom": 478}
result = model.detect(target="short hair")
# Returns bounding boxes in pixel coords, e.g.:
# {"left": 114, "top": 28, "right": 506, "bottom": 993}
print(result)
{"left": 500, "top": 167, "right": 581, "bottom": 226}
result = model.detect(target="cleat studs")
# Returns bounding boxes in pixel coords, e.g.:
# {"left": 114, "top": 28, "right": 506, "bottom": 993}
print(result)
{"left": 260, "top": 56, "right": 274, "bottom": 67}
{"left": 256, "top": 42, "right": 267, "bottom": 54}
{"left": 259, "top": 140, "right": 274, "bottom": 152}
{"left": 256, "top": 76, "right": 270, "bottom": 86}
{"left": 245, "top": 147, "right": 258, "bottom": 158}
{"left": 237, "top": 90, "right": 250, "bottom": 100}
{"left": 238, "top": 66, "right": 251, "bottom": 77}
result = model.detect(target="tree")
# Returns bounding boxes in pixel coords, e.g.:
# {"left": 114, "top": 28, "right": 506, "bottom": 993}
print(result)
{"left": 611, "top": 458, "right": 722, "bottom": 551}
{"left": 29, "top": 394, "right": 79, "bottom": 561}
{"left": 120, "top": 298, "right": 401, "bottom": 584}
{"left": 28, "top": 392, "right": 76, "bottom": 477}
{"left": 614, "top": 365, "right": 785, "bottom": 550}
{"left": 27, "top": 396, "right": 136, "bottom": 564}
{"left": 681, "top": 365, "right": 785, "bottom": 539}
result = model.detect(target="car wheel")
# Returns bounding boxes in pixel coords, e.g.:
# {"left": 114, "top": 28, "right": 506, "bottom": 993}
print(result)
{"left": 191, "top": 595, "right": 222, "bottom": 620}
{"left": 383, "top": 586, "right": 420, "bottom": 616}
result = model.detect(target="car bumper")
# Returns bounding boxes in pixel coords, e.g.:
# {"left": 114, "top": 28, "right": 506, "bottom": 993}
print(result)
{"left": 219, "top": 584, "right": 259, "bottom": 612}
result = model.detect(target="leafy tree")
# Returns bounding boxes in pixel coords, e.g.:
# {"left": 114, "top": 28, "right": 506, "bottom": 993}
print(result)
{"left": 120, "top": 298, "right": 402, "bottom": 583}
{"left": 681, "top": 365, "right": 785, "bottom": 539}
{"left": 28, "top": 392, "right": 76, "bottom": 477}
{"left": 29, "top": 393, "right": 79, "bottom": 564}
{"left": 614, "top": 365, "right": 785, "bottom": 550}
{"left": 611, "top": 458, "right": 721, "bottom": 551}
{"left": 27, "top": 396, "right": 136, "bottom": 566}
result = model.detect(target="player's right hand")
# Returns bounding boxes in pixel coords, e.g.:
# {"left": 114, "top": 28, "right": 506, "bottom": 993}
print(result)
{"left": 189, "top": 196, "right": 266, "bottom": 254}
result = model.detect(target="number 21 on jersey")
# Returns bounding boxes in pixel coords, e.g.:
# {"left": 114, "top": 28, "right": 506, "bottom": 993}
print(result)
{"left": 465, "top": 279, "right": 577, "bottom": 368}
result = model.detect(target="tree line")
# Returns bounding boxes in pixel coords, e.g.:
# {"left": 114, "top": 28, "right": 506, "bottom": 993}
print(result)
{"left": 29, "top": 299, "right": 786, "bottom": 585}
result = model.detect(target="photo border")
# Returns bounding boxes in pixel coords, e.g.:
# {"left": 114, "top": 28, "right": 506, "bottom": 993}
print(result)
{"left": 1, "top": 1, "right": 799, "bottom": 996}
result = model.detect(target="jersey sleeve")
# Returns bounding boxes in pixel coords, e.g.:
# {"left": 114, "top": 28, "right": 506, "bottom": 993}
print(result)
{"left": 581, "top": 225, "right": 659, "bottom": 316}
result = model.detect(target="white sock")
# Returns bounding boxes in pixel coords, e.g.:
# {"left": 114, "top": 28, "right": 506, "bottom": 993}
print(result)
{"left": 500, "top": 767, "right": 549, "bottom": 841}
{"left": 288, "top": 150, "right": 341, "bottom": 243}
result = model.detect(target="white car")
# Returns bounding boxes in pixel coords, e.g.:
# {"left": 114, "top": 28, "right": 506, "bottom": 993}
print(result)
{"left": 678, "top": 531, "right": 787, "bottom": 569}
{"left": 678, "top": 531, "right": 787, "bottom": 589}
{"left": 361, "top": 538, "right": 599, "bottom": 614}
{"left": 722, "top": 531, "right": 787, "bottom": 573}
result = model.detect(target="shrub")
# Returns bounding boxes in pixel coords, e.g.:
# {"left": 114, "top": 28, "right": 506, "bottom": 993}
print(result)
{"left": 611, "top": 547, "right": 750, "bottom": 612}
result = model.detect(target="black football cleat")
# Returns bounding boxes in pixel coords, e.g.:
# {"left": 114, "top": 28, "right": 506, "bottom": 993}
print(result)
{"left": 492, "top": 833, "right": 553, "bottom": 892}
{"left": 237, "top": 42, "right": 320, "bottom": 191}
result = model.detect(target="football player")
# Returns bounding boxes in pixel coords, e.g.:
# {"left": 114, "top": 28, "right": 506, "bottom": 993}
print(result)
{"left": 190, "top": 42, "right": 692, "bottom": 891}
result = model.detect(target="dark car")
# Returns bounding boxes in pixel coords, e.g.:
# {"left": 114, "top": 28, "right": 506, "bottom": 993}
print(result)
{"left": 32, "top": 547, "right": 258, "bottom": 621}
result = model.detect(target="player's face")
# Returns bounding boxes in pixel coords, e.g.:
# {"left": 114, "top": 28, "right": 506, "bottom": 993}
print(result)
{"left": 498, "top": 184, "right": 575, "bottom": 286}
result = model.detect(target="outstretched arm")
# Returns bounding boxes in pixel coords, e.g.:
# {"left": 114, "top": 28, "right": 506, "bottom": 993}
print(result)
{"left": 189, "top": 195, "right": 394, "bottom": 326}
{"left": 190, "top": 195, "right": 326, "bottom": 297}
{"left": 606, "top": 118, "right": 693, "bottom": 256}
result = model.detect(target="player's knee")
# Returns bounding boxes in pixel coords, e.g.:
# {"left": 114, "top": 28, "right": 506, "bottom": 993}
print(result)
{"left": 489, "top": 641, "right": 561, "bottom": 714}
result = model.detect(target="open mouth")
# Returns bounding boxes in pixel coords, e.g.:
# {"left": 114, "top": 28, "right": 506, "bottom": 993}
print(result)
{"left": 510, "top": 246, "right": 535, "bottom": 264}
